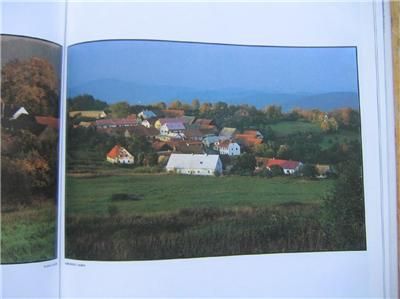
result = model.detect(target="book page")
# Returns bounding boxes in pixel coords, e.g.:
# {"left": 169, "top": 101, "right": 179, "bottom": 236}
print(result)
{"left": 62, "top": 1, "right": 397, "bottom": 298}
{"left": 1, "top": 1, "right": 66, "bottom": 298}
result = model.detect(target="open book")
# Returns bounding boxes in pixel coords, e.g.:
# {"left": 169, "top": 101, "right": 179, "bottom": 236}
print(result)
{"left": 1, "top": 1, "right": 398, "bottom": 298}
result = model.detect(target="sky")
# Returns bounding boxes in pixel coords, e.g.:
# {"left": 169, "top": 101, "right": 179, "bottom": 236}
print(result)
{"left": 67, "top": 40, "right": 358, "bottom": 98}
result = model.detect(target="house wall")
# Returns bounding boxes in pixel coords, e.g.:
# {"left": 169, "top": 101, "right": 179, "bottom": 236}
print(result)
{"left": 166, "top": 167, "right": 217, "bottom": 176}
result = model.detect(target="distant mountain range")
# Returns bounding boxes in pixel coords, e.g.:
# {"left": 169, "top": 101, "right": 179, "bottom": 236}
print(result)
{"left": 1, "top": 34, "right": 62, "bottom": 74}
{"left": 68, "top": 78, "right": 360, "bottom": 112}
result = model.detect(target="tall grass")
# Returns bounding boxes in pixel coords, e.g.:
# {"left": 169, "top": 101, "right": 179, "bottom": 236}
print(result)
{"left": 66, "top": 204, "right": 360, "bottom": 261}
{"left": 1, "top": 200, "right": 57, "bottom": 263}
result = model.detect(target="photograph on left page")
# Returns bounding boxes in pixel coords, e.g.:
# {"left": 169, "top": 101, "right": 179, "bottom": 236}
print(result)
{"left": 1, "top": 35, "right": 62, "bottom": 263}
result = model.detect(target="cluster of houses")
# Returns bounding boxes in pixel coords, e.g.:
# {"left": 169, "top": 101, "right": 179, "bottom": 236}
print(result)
{"left": 71, "top": 108, "right": 331, "bottom": 178}
{"left": 1, "top": 103, "right": 59, "bottom": 141}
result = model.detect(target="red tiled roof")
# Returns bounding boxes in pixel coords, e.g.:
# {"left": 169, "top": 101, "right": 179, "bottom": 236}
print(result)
{"left": 266, "top": 159, "right": 301, "bottom": 170}
{"left": 243, "top": 130, "right": 261, "bottom": 136}
{"left": 195, "top": 119, "right": 214, "bottom": 126}
{"left": 107, "top": 145, "right": 121, "bottom": 159}
{"left": 35, "top": 116, "right": 59, "bottom": 129}
{"left": 235, "top": 134, "right": 263, "bottom": 146}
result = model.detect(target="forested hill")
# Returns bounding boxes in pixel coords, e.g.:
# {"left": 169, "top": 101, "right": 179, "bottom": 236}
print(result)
{"left": 68, "top": 78, "right": 359, "bottom": 112}
{"left": 1, "top": 35, "right": 62, "bottom": 74}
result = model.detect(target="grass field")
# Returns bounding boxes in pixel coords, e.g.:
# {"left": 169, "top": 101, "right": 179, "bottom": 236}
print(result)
{"left": 1, "top": 200, "right": 57, "bottom": 263}
{"left": 66, "top": 174, "right": 337, "bottom": 260}
{"left": 320, "top": 129, "right": 361, "bottom": 150}
{"left": 267, "top": 120, "right": 322, "bottom": 136}
{"left": 66, "top": 174, "right": 332, "bottom": 215}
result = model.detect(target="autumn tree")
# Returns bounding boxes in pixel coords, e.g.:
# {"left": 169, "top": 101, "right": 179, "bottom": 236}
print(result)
{"left": 110, "top": 101, "right": 130, "bottom": 118}
{"left": 169, "top": 100, "right": 183, "bottom": 109}
{"left": 191, "top": 99, "right": 200, "bottom": 110}
{"left": 1, "top": 57, "right": 59, "bottom": 116}
{"left": 264, "top": 105, "right": 283, "bottom": 121}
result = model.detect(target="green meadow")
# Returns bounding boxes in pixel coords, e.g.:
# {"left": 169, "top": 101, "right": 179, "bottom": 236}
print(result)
{"left": 66, "top": 174, "right": 337, "bottom": 260}
{"left": 1, "top": 201, "right": 57, "bottom": 263}
{"left": 66, "top": 174, "right": 332, "bottom": 215}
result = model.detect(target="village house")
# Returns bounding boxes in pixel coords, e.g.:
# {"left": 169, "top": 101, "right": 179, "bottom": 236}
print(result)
{"left": 138, "top": 109, "right": 157, "bottom": 120}
{"left": 9, "top": 107, "right": 29, "bottom": 120}
{"left": 234, "top": 134, "right": 263, "bottom": 148}
{"left": 265, "top": 158, "right": 303, "bottom": 175}
{"left": 202, "top": 134, "right": 220, "bottom": 147}
{"left": 172, "top": 141, "right": 204, "bottom": 154}
{"left": 127, "top": 126, "right": 159, "bottom": 139}
{"left": 106, "top": 145, "right": 134, "bottom": 164}
{"left": 194, "top": 118, "right": 215, "bottom": 127}
{"left": 219, "top": 127, "right": 238, "bottom": 140}
{"left": 95, "top": 118, "right": 138, "bottom": 128}
{"left": 77, "top": 121, "right": 92, "bottom": 128}
{"left": 315, "top": 164, "right": 333, "bottom": 179}
{"left": 141, "top": 119, "right": 151, "bottom": 128}
{"left": 182, "top": 115, "right": 196, "bottom": 125}
{"left": 216, "top": 140, "right": 241, "bottom": 156}
{"left": 166, "top": 153, "right": 222, "bottom": 176}
{"left": 160, "top": 122, "right": 185, "bottom": 136}
{"left": 184, "top": 127, "right": 203, "bottom": 141}
{"left": 69, "top": 110, "right": 107, "bottom": 119}
{"left": 243, "top": 130, "right": 264, "bottom": 140}
{"left": 154, "top": 118, "right": 185, "bottom": 129}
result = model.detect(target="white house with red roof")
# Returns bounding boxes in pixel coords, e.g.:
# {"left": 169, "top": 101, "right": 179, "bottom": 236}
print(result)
{"left": 266, "top": 158, "right": 303, "bottom": 175}
{"left": 106, "top": 145, "right": 134, "bottom": 164}
{"left": 216, "top": 140, "right": 241, "bottom": 156}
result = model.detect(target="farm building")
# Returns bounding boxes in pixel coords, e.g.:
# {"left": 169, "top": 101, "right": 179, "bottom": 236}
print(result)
{"left": 138, "top": 110, "right": 156, "bottom": 120}
{"left": 69, "top": 110, "right": 107, "bottom": 119}
{"left": 106, "top": 145, "right": 134, "bottom": 164}
{"left": 216, "top": 140, "right": 241, "bottom": 156}
{"left": 95, "top": 118, "right": 138, "bottom": 128}
{"left": 172, "top": 141, "right": 204, "bottom": 154}
{"left": 166, "top": 153, "right": 222, "bottom": 176}
{"left": 266, "top": 159, "right": 303, "bottom": 175}
{"left": 154, "top": 117, "right": 190, "bottom": 129}
{"left": 184, "top": 127, "right": 204, "bottom": 141}
{"left": 160, "top": 122, "right": 185, "bottom": 135}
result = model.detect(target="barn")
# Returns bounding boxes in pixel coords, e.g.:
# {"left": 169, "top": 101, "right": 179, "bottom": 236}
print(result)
{"left": 166, "top": 153, "right": 222, "bottom": 176}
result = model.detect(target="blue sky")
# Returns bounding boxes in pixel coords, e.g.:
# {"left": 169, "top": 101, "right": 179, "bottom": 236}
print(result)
{"left": 68, "top": 40, "right": 358, "bottom": 97}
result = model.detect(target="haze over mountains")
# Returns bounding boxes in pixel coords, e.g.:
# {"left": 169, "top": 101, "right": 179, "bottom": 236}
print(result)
{"left": 68, "top": 78, "right": 359, "bottom": 112}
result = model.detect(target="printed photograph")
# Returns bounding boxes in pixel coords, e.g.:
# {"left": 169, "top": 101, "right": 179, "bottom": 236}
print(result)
{"left": 1, "top": 35, "right": 61, "bottom": 263}
{"left": 66, "top": 40, "right": 365, "bottom": 261}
